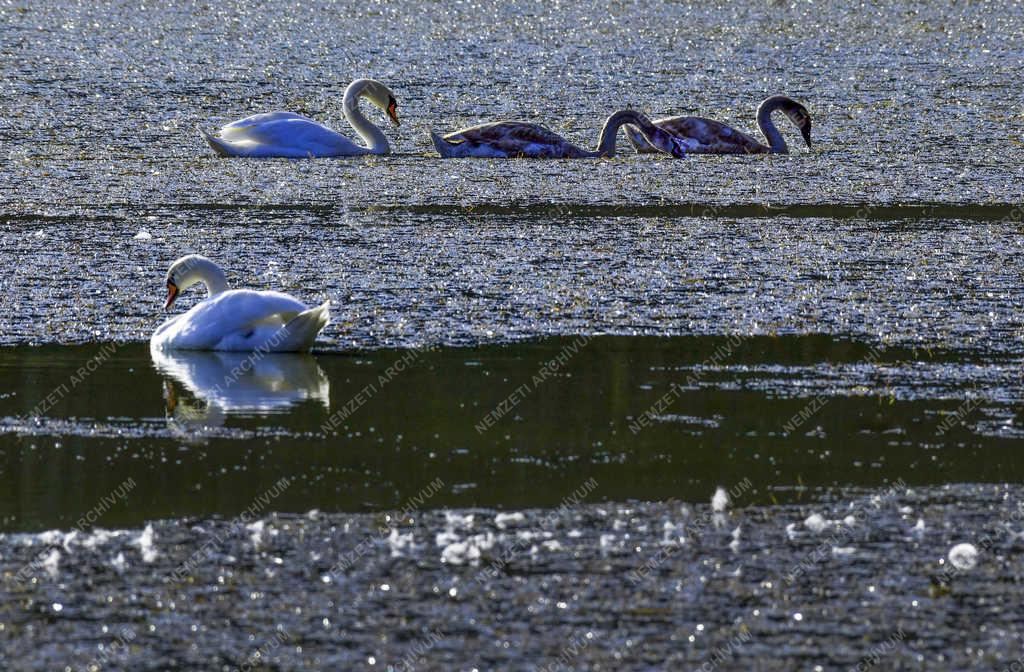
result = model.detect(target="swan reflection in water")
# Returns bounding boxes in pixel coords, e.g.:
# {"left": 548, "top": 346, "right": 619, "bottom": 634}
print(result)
{"left": 150, "top": 346, "right": 330, "bottom": 435}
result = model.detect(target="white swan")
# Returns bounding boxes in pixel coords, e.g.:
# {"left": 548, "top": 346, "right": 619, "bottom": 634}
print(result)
{"left": 151, "top": 255, "right": 330, "bottom": 352}
{"left": 198, "top": 78, "right": 400, "bottom": 157}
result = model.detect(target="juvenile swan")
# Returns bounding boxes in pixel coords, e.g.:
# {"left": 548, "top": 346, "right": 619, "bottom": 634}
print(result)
{"left": 199, "top": 78, "right": 400, "bottom": 157}
{"left": 430, "top": 110, "right": 690, "bottom": 158}
{"left": 626, "top": 95, "right": 812, "bottom": 155}
{"left": 151, "top": 255, "right": 329, "bottom": 352}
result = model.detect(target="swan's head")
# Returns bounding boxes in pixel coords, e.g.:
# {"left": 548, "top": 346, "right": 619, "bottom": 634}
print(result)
{"left": 354, "top": 79, "right": 400, "bottom": 127}
{"left": 782, "top": 99, "right": 812, "bottom": 148}
{"left": 610, "top": 110, "right": 688, "bottom": 158}
{"left": 648, "top": 128, "right": 690, "bottom": 159}
{"left": 791, "top": 105, "right": 812, "bottom": 148}
{"left": 760, "top": 96, "right": 812, "bottom": 149}
{"left": 164, "top": 255, "right": 226, "bottom": 310}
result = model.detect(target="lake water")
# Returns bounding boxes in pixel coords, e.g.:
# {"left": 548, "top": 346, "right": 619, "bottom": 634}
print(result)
{"left": 2, "top": 0, "right": 1024, "bottom": 669}
{"left": 1, "top": 336, "right": 1020, "bottom": 532}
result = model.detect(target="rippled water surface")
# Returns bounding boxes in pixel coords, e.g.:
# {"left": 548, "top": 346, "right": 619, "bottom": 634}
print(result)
{"left": 4, "top": 214, "right": 1024, "bottom": 354}
{"left": 0, "top": 337, "right": 1020, "bottom": 531}
{"left": 4, "top": 484, "right": 1024, "bottom": 670}
{"left": 2, "top": 0, "right": 1024, "bottom": 208}
{"left": 2, "top": 0, "right": 1024, "bottom": 669}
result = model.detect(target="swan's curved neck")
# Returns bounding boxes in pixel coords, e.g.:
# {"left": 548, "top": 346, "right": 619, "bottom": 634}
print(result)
{"left": 343, "top": 80, "right": 389, "bottom": 155}
{"left": 189, "top": 258, "right": 229, "bottom": 298}
{"left": 595, "top": 110, "right": 657, "bottom": 157}
{"left": 756, "top": 99, "right": 789, "bottom": 154}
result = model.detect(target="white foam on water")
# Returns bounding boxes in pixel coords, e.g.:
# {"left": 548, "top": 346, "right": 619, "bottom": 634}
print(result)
{"left": 246, "top": 521, "right": 265, "bottom": 549}
{"left": 132, "top": 524, "right": 158, "bottom": 563}
{"left": 440, "top": 532, "right": 494, "bottom": 566}
{"left": 41, "top": 548, "right": 61, "bottom": 578}
{"left": 444, "top": 512, "right": 475, "bottom": 530}
{"left": 804, "top": 513, "right": 829, "bottom": 534}
{"left": 712, "top": 487, "right": 730, "bottom": 512}
{"left": 495, "top": 512, "right": 525, "bottom": 529}
{"left": 387, "top": 528, "right": 416, "bottom": 558}
{"left": 729, "top": 526, "right": 742, "bottom": 553}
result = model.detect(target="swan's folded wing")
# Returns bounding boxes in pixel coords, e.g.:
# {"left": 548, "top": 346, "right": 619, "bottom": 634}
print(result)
{"left": 220, "top": 111, "right": 317, "bottom": 135}
{"left": 167, "top": 290, "right": 307, "bottom": 348}
{"left": 218, "top": 117, "right": 356, "bottom": 154}
{"left": 656, "top": 117, "right": 765, "bottom": 153}
{"left": 444, "top": 122, "right": 566, "bottom": 153}
{"left": 218, "top": 289, "right": 309, "bottom": 325}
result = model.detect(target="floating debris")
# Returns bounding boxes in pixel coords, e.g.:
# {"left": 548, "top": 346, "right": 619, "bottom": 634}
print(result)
{"left": 132, "top": 524, "right": 158, "bottom": 563}
{"left": 948, "top": 543, "right": 979, "bottom": 571}
{"left": 712, "top": 487, "right": 730, "bottom": 512}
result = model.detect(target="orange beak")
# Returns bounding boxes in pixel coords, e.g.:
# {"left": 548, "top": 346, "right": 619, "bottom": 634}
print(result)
{"left": 165, "top": 281, "right": 179, "bottom": 310}
{"left": 387, "top": 101, "right": 400, "bottom": 127}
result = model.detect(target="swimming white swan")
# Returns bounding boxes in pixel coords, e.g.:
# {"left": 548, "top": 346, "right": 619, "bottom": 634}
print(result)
{"left": 151, "top": 255, "right": 329, "bottom": 352}
{"left": 430, "top": 109, "right": 691, "bottom": 158}
{"left": 198, "top": 78, "right": 400, "bottom": 157}
{"left": 625, "top": 95, "right": 812, "bottom": 155}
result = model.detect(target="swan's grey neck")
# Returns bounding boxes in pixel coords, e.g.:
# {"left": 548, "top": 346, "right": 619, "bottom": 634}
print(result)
{"left": 343, "top": 79, "right": 389, "bottom": 155}
{"left": 189, "top": 258, "right": 229, "bottom": 298}
{"left": 595, "top": 110, "right": 656, "bottom": 157}
{"left": 756, "top": 98, "right": 789, "bottom": 154}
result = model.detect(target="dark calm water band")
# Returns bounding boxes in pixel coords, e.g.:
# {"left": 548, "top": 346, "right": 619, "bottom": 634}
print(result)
{"left": 0, "top": 336, "right": 1015, "bottom": 532}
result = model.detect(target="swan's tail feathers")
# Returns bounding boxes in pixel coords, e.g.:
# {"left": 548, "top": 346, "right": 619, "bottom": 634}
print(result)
{"left": 624, "top": 124, "right": 658, "bottom": 154}
{"left": 429, "top": 130, "right": 456, "bottom": 157}
{"left": 279, "top": 301, "right": 331, "bottom": 352}
{"left": 198, "top": 126, "right": 234, "bottom": 157}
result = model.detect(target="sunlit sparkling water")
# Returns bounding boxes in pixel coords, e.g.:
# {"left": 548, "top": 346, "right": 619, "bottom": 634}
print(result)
{"left": 2, "top": 0, "right": 1024, "bottom": 668}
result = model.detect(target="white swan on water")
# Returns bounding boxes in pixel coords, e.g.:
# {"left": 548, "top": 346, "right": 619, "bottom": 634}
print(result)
{"left": 198, "top": 78, "right": 400, "bottom": 157}
{"left": 151, "top": 255, "right": 329, "bottom": 352}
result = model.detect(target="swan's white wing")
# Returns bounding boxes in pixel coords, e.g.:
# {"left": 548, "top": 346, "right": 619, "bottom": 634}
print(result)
{"left": 214, "top": 115, "right": 365, "bottom": 157}
{"left": 220, "top": 111, "right": 317, "bottom": 133}
{"left": 222, "top": 109, "right": 317, "bottom": 130}
{"left": 151, "top": 289, "right": 311, "bottom": 351}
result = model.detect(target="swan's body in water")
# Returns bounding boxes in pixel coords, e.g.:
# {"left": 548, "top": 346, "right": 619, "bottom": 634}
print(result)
{"left": 430, "top": 110, "right": 692, "bottom": 158}
{"left": 625, "top": 96, "right": 812, "bottom": 155}
{"left": 151, "top": 255, "right": 329, "bottom": 352}
{"left": 199, "top": 79, "right": 400, "bottom": 157}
